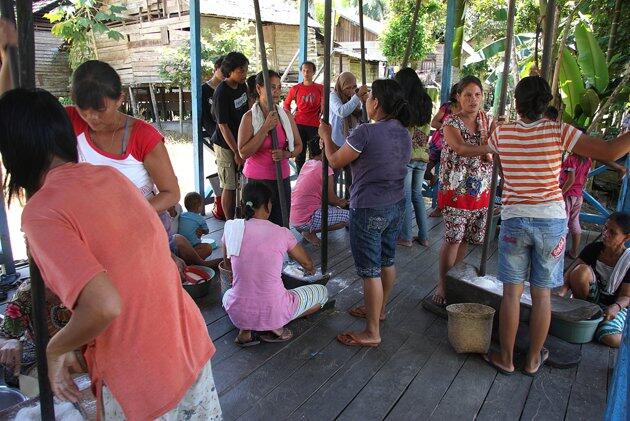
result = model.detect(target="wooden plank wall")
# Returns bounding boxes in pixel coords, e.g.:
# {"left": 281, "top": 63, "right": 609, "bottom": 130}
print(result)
{"left": 35, "top": 29, "right": 70, "bottom": 97}
{"left": 334, "top": 16, "right": 378, "bottom": 43}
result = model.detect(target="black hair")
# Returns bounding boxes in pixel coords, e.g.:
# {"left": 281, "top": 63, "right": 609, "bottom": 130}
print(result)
{"left": 214, "top": 56, "right": 224, "bottom": 71}
{"left": 301, "top": 61, "right": 316, "bottom": 72}
{"left": 71, "top": 60, "right": 122, "bottom": 110}
{"left": 220, "top": 52, "right": 249, "bottom": 78}
{"left": 544, "top": 105, "right": 559, "bottom": 121}
{"left": 394, "top": 67, "right": 432, "bottom": 127}
{"left": 370, "top": 79, "right": 411, "bottom": 127}
{"left": 184, "top": 192, "right": 204, "bottom": 212}
{"left": 608, "top": 212, "right": 630, "bottom": 235}
{"left": 0, "top": 89, "right": 79, "bottom": 204}
{"left": 309, "top": 136, "right": 322, "bottom": 157}
{"left": 255, "top": 69, "right": 281, "bottom": 87}
{"left": 457, "top": 76, "right": 483, "bottom": 94}
{"left": 246, "top": 74, "right": 258, "bottom": 101}
{"left": 242, "top": 181, "right": 273, "bottom": 220}
{"left": 448, "top": 84, "right": 459, "bottom": 104}
{"left": 515, "top": 76, "right": 553, "bottom": 121}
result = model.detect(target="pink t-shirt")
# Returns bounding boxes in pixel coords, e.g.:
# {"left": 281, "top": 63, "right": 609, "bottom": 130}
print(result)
{"left": 559, "top": 154, "right": 592, "bottom": 198}
{"left": 22, "top": 163, "right": 213, "bottom": 420}
{"left": 290, "top": 160, "right": 334, "bottom": 226}
{"left": 223, "top": 219, "right": 298, "bottom": 330}
{"left": 243, "top": 123, "right": 291, "bottom": 180}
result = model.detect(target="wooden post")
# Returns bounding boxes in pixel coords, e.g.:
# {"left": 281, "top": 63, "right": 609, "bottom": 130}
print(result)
{"left": 321, "top": 0, "right": 332, "bottom": 274}
{"left": 190, "top": 0, "right": 205, "bottom": 200}
{"left": 540, "top": 0, "right": 556, "bottom": 81}
{"left": 16, "top": 0, "right": 35, "bottom": 89}
{"left": 179, "top": 85, "right": 184, "bottom": 134}
{"left": 160, "top": 86, "right": 168, "bottom": 120}
{"left": 479, "top": 0, "right": 516, "bottom": 277}
{"left": 253, "top": 0, "right": 289, "bottom": 228}
{"left": 402, "top": 0, "right": 422, "bottom": 69}
{"left": 440, "top": 0, "right": 456, "bottom": 104}
{"left": 297, "top": 0, "right": 309, "bottom": 82}
{"left": 128, "top": 86, "right": 139, "bottom": 117}
{"left": 149, "top": 83, "right": 163, "bottom": 130}
{"left": 358, "top": 0, "right": 368, "bottom": 124}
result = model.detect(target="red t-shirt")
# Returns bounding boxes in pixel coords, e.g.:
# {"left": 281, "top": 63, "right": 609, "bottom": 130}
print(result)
{"left": 283, "top": 82, "right": 323, "bottom": 127}
{"left": 22, "top": 163, "right": 214, "bottom": 420}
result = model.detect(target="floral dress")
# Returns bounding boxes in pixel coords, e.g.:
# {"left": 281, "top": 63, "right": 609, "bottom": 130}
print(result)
{"left": 438, "top": 112, "right": 493, "bottom": 244}
{"left": 1, "top": 281, "right": 71, "bottom": 374}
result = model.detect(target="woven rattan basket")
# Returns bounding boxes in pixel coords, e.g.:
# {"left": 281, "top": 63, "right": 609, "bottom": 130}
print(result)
{"left": 446, "top": 303, "right": 496, "bottom": 354}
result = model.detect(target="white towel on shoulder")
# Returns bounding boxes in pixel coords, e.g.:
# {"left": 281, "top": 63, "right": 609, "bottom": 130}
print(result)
{"left": 607, "top": 248, "right": 630, "bottom": 295}
{"left": 251, "top": 102, "right": 295, "bottom": 151}
{"left": 224, "top": 219, "right": 246, "bottom": 258}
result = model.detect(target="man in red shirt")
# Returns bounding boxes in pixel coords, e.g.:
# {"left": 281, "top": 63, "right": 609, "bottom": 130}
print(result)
{"left": 283, "top": 61, "right": 324, "bottom": 173}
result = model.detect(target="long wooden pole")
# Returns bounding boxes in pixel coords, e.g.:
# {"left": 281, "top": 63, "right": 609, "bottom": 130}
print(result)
{"left": 479, "top": 0, "right": 516, "bottom": 277}
{"left": 358, "top": 0, "right": 367, "bottom": 124}
{"left": 402, "top": 0, "right": 422, "bottom": 69}
{"left": 253, "top": 0, "right": 289, "bottom": 228}
{"left": 321, "top": 0, "right": 332, "bottom": 274}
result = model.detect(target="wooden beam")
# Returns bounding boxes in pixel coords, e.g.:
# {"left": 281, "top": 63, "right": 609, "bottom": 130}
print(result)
{"left": 321, "top": 0, "right": 332, "bottom": 273}
{"left": 16, "top": 0, "right": 35, "bottom": 89}
{"left": 358, "top": 0, "right": 367, "bottom": 124}
{"left": 440, "top": 0, "right": 456, "bottom": 104}
{"left": 297, "top": 0, "right": 308, "bottom": 82}
{"left": 190, "top": 0, "right": 204, "bottom": 200}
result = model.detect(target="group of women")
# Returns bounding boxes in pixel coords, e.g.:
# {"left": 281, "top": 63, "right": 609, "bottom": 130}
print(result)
{"left": 1, "top": 16, "right": 630, "bottom": 418}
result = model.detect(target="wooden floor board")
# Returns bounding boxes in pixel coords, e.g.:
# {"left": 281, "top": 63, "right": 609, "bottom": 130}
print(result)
{"left": 565, "top": 342, "right": 610, "bottom": 420}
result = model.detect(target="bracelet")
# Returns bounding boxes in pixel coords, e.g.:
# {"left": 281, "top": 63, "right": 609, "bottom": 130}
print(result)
{"left": 613, "top": 302, "right": 623, "bottom": 311}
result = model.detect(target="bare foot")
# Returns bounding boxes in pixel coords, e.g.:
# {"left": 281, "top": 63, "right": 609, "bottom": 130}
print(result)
{"left": 397, "top": 239, "right": 413, "bottom": 247}
{"left": 432, "top": 283, "right": 447, "bottom": 306}
{"left": 414, "top": 237, "right": 429, "bottom": 247}
{"left": 523, "top": 348, "right": 549, "bottom": 375}
{"left": 484, "top": 352, "right": 515, "bottom": 374}
{"left": 348, "top": 305, "right": 386, "bottom": 321}
{"left": 337, "top": 330, "right": 381, "bottom": 347}
{"left": 302, "top": 231, "right": 321, "bottom": 247}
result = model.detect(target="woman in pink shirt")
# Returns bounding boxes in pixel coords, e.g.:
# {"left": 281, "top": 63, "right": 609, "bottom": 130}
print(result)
{"left": 238, "top": 70, "right": 303, "bottom": 226}
{"left": 222, "top": 182, "right": 328, "bottom": 345}
{"left": 0, "top": 88, "right": 220, "bottom": 419}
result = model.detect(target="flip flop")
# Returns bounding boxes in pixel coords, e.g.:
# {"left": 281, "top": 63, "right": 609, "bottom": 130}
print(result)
{"left": 337, "top": 332, "right": 380, "bottom": 348}
{"left": 431, "top": 293, "right": 447, "bottom": 307}
{"left": 483, "top": 353, "right": 514, "bottom": 375}
{"left": 522, "top": 348, "right": 549, "bottom": 377}
{"left": 260, "top": 327, "right": 293, "bottom": 343}
{"left": 234, "top": 332, "right": 260, "bottom": 348}
{"left": 348, "top": 306, "right": 386, "bottom": 321}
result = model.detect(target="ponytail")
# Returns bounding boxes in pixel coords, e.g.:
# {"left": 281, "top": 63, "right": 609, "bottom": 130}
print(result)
{"left": 241, "top": 181, "right": 272, "bottom": 220}
{"left": 371, "top": 79, "right": 411, "bottom": 127}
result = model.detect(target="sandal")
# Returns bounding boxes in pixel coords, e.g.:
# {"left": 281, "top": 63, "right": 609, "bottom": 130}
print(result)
{"left": 482, "top": 353, "right": 514, "bottom": 375}
{"left": 260, "top": 327, "right": 293, "bottom": 343}
{"left": 431, "top": 293, "right": 447, "bottom": 307}
{"left": 348, "top": 306, "right": 386, "bottom": 321}
{"left": 337, "top": 332, "right": 380, "bottom": 348}
{"left": 234, "top": 333, "right": 260, "bottom": 348}
{"left": 522, "top": 348, "right": 549, "bottom": 377}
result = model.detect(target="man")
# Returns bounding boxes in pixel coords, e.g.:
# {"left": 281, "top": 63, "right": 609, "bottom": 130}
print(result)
{"left": 212, "top": 52, "right": 249, "bottom": 220}
{"left": 283, "top": 61, "right": 324, "bottom": 174}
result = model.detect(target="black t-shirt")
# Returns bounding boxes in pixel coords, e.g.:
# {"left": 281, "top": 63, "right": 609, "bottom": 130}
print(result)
{"left": 579, "top": 241, "right": 630, "bottom": 305}
{"left": 211, "top": 81, "right": 249, "bottom": 149}
{"left": 201, "top": 82, "right": 216, "bottom": 138}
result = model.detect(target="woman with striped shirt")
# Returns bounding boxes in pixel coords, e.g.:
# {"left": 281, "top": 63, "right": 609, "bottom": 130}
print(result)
{"left": 474, "top": 76, "right": 630, "bottom": 375}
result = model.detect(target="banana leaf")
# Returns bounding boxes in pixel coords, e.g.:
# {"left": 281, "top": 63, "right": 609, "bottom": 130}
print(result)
{"left": 579, "top": 88, "right": 600, "bottom": 117}
{"left": 574, "top": 21, "right": 609, "bottom": 93}
{"left": 451, "top": 0, "right": 467, "bottom": 68}
{"left": 464, "top": 34, "right": 535, "bottom": 65}
{"left": 559, "top": 48, "right": 586, "bottom": 118}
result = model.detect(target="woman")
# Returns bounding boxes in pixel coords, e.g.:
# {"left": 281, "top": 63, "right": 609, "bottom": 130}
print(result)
{"left": 434, "top": 76, "right": 493, "bottom": 306}
{"left": 319, "top": 79, "right": 411, "bottom": 348}
{"left": 559, "top": 213, "right": 630, "bottom": 348}
{"left": 238, "top": 70, "right": 303, "bottom": 227}
{"left": 0, "top": 88, "right": 220, "bottom": 419}
{"left": 394, "top": 68, "right": 434, "bottom": 247}
{"left": 427, "top": 84, "right": 460, "bottom": 186}
{"left": 222, "top": 182, "right": 328, "bottom": 345}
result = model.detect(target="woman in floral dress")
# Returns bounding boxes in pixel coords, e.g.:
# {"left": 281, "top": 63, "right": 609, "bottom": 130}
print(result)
{"left": 433, "top": 76, "right": 494, "bottom": 305}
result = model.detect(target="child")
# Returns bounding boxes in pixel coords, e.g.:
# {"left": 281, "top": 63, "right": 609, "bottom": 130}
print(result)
{"left": 559, "top": 153, "right": 592, "bottom": 258}
{"left": 290, "top": 138, "right": 349, "bottom": 246}
{"left": 222, "top": 181, "right": 328, "bottom": 346}
{"left": 178, "top": 192, "right": 213, "bottom": 259}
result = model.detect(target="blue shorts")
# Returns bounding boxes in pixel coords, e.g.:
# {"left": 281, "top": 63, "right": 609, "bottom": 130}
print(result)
{"left": 498, "top": 217, "right": 567, "bottom": 289}
{"left": 349, "top": 199, "right": 405, "bottom": 278}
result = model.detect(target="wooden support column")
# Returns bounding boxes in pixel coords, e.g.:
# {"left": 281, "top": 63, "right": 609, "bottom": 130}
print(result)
{"left": 321, "top": 0, "right": 332, "bottom": 274}
{"left": 298, "top": 0, "right": 309, "bottom": 82}
{"left": 179, "top": 85, "right": 184, "bottom": 134}
{"left": 16, "top": 0, "right": 35, "bottom": 89}
{"left": 190, "top": 0, "right": 205, "bottom": 200}
{"left": 479, "top": 0, "right": 516, "bottom": 276}
{"left": 440, "top": 0, "right": 456, "bottom": 104}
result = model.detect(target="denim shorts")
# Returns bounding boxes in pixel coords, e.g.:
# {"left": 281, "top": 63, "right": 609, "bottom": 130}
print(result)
{"left": 349, "top": 199, "right": 405, "bottom": 278}
{"left": 498, "top": 217, "right": 567, "bottom": 289}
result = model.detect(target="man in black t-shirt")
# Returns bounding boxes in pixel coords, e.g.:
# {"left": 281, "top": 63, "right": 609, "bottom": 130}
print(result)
{"left": 212, "top": 52, "right": 249, "bottom": 220}
{"left": 201, "top": 56, "right": 224, "bottom": 139}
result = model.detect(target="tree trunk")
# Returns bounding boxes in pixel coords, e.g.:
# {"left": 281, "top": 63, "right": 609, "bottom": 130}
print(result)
{"left": 588, "top": 64, "right": 630, "bottom": 133}
{"left": 606, "top": 0, "right": 623, "bottom": 64}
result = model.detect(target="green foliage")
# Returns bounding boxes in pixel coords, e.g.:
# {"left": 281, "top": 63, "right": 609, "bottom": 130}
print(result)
{"left": 451, "top": 0, "right": 467, "bottom": 68}
{"left": 559, "top": 47, "right": 586, "bottom": 118}
{"left": 380, "top": 0, "right": 444, "bottom": 65}
{"left": 574, "top": 20, "right": 609, "bottom": 92}
{"left": 45, "top": 0, "right": 125, "bottom": 70}
{"left": 582, "top": 0, "right": 629, "bottom": 77}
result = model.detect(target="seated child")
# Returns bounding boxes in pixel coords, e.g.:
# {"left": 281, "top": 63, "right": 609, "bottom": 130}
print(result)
{"left": 559, "top": 153, "right": 592, "bottom": 258}
{"left": 290, "top": 138, "right": 349, "bottom": 246}
{"left": 559, "top": 213, "right": 630, "bottom": 348}
{"left": 178, "top": 192, "right": 213, "bottom": 259}
{"left": 222, "top": 181, "right": 328, "bottom": 346}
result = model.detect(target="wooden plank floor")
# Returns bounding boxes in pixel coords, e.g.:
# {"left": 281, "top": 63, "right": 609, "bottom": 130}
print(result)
{"left": 198, "top": 215, "right": 617, "bottom": 421}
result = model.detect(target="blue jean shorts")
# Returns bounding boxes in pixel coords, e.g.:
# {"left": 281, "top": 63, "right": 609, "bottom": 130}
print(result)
{"left": 349, "top": 199, "right": 405, "bottom": 278}
{"left": 498, "top": 217, "right": 567, "bottom": 289}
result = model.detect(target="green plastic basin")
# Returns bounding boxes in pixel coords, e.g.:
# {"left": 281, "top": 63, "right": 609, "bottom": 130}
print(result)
{"left": 549, "top": 314, "right": 604, "bottom": 344}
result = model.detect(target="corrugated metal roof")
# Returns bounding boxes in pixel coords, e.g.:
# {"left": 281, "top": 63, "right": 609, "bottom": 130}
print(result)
{"left": 33, "top": 0, "right": 62, "bottom": 13}
{"left": 334, "top": 41, "right": 386, "bottom": 62}
{"left": 200, "top": 0, "right": 320, "bottom": 27}
{"left": 335, "top": 8, "right": 383, "bottom": 35}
